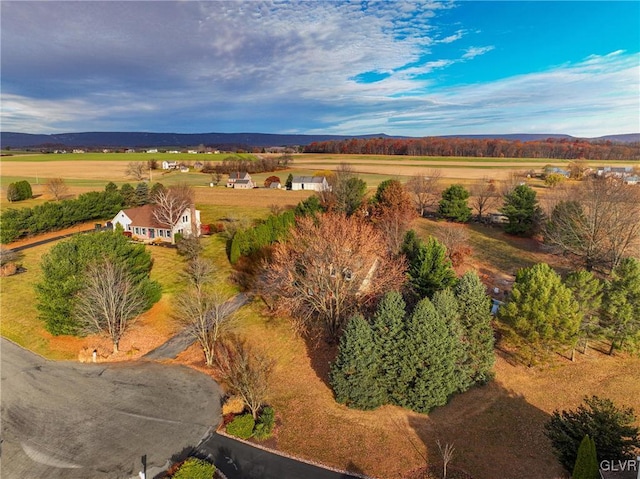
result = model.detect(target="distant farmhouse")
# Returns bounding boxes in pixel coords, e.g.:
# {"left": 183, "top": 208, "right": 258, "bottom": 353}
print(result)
{"left": 545, "top": 166, "right": 570, "bottom": 177}
{"left": 596, "top": 166, "right": 634, "bottom": 178}
{"left": 111, "top": 204, "right": 201, "bottom": 244}
{"left": 227, "top": 172, "right": 255, "bottom": 189}
{"left": 162, "top": 160, "right": 179, "bottom": 170}
{"left": 291, "top": 176, "right": 331, "bottom": 192}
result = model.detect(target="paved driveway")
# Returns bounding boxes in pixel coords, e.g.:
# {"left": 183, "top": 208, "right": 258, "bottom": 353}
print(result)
{"left": 200, "top": 433, "right": 365, "bottom": 479}
{"left": 1, "top": 338, "right": 223, "bottom": 479}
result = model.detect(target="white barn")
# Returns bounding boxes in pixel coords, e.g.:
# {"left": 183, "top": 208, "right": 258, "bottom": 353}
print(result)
{"left": 291, "top": 176, "right": 330, "bottom": 192}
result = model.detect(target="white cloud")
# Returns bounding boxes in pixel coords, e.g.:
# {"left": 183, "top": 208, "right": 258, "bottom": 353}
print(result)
{"left": 462, "top": 45, "right": 495, "bottom": 59}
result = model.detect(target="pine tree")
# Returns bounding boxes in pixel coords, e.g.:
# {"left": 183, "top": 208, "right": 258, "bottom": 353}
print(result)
{"left": 438, "top": 184, "right": 472, "bottom": 222}
{"left": 501, "top": 184, "right": 542, "bottom": 237}
{"left": 402, "top": 234, "right": 457, "bottom": 299}
{"left": 369, "top": 291, "right": 408, "bottom": 405}
{"left": 329, "top": 314, "right": 385, "bottom": 409}
{"left": 601, "top": 257, "right": 640, "bottom": 355}
{"left": 403, "top": 297, "right": 463, "bottom": 413}
{"left": 572, "top": 435, "right": 598, "bottom": 479}
{"left": 454, "top": 271, "right": 495, "bottom": 384}
{"left": 120, "top": 183, "right": 136, "bottom": 207}
{"left": 499, "top": 263, "right": 581, "bottom": 364}
{"left": 6, "top": 183, "right": 19, "bottom": 202}
{"left": 134, "top": 182, "right": 149, "bottom": 206}
{"left": 564, "top": 270, "right": 602, "bottom": 356}
{"left": 432, "top": 288, "right": 471, "bottom": 391}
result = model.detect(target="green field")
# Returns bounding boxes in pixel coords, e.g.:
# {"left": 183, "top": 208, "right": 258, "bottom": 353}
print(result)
{"left": 0, "top": 151, "right": 258, "bottom": 162}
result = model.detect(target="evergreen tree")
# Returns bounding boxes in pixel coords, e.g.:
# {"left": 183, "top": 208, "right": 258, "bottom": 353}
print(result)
{"left": 571, "top": 435, "right": 598, "bottom": 479}
{"left": 285, "top": 173, "right": 293, "bottom": 190}
{"left": 330, "top": 314, "right": 385, "bottom": 409}
{"left": 403, "top": 297, "right": 463, "bottom": 413}
{"left": 500, "top": 184, "right": 542, "bottom": 236}
{"left": 601, "top": 257, "right": 640, "bottom": 354}
{"left": 14, "top": 180, "right": 33, "bottom": 201}
{"left": 499, "top": 263, "right": 581, "bottom": 364}
{"left": 6, "top": 183, "right": 19, "bottom": 202}
{"left": 120, "top": 183, "right": 135, "bottom": 207}
{"left": 545, "top": 396, "right": 639, "bottom": 472}
{"left": 564, "top": 270, "right": 603, "bottom": 356}
{"left": 454, "top": 271, "right": 495, "bottom": 384}
{"left": 134, "top": 182, "right": 149, "bottom": 206}
{"left": 432, "top": 288, "right": 471, "bottom": 390}
{"left": 370, "top": 291, "right": 408, "bottom": 404}
{"left": 438, "top": 184, "right": 472, "bottom": 222}
{"left": 105, "top": 181, "right": 119, "bottom": 194}
{"left": 35, "top": 232, "right": 160, "bottom": 335}
{"left": 401, "top": 234, "right": 457, "bottom": 299}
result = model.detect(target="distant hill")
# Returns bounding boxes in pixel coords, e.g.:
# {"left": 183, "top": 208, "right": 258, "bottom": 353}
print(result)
{"left": 1, "top": 131, "right": 638, "bottom": 149}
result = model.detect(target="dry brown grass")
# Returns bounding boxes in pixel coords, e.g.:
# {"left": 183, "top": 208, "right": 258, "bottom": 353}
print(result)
{"left": 168, "top": 300, "right": 640, "bottom": 479}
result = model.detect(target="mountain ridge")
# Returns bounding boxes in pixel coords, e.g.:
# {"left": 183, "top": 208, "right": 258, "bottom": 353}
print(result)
{"left": 1, "top": 131, "right": 638, "bottom": 149}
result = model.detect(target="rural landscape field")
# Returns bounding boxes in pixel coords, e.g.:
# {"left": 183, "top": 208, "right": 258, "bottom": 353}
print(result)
{"left": 1, "top": 149, "right": 639, "bottom": 479}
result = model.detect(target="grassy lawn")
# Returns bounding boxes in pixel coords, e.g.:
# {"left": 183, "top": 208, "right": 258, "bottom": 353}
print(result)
{"left": 0, "top": 233, "right": 235, "bottom": 360}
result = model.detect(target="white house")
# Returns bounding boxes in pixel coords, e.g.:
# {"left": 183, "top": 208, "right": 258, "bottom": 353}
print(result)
{"left": 146, "top": 149, "right": 158, "bottom": 154}
{"left": 112, "top": 204, "right": 201, "bottom": 244}
{"left": 162, "top": 161, "right": 179, "bottom": 170}
{"left": 291, "top": 176, "right": 330, "bottom": 192}
{"left": 227, "top": 172, "right": 255, "bottom": 188}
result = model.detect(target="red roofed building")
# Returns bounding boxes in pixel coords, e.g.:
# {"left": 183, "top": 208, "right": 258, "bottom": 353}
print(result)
{"left": 111, "top": 204, "right": 201, "bottom": 244}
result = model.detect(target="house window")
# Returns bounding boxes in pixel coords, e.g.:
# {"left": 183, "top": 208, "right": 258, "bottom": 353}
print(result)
{"left": 127, "top": 225, "right": 131, "bottom": 231}
{"left": 134, "top": 227, "right": 140, "bottom": 234}
{"left": 182, "top": 215, "right": 188, "bottom": 223}
{"left": 158, "top": 230, "right": 163, "bottom": 237}
{"left": 142, "top": 228, "right": 146, "bottom": 235}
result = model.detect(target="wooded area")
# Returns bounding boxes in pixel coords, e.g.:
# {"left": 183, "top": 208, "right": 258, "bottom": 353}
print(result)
{"left": 304, "top": 137, "right": 640, "bottom": 160}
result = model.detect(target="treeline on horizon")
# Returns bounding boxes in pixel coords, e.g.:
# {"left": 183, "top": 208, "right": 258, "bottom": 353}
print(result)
{"left": 303, "top": 137, "right": 640, "bottom": 160}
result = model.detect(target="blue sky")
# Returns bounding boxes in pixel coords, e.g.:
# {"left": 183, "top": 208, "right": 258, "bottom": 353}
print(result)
{"left": 1, "top": 1, "right": 638, "bottom": 137}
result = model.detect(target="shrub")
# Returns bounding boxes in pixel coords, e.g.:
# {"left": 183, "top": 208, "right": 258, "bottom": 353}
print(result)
{"left": 226, "top": 413, "right": 255, "bottom": 439}
{"left": 172, "top": 457, "right": 216, "bottom": 479}
{"left": 222, "top": 395, "right": 246, "bottom": 416}
{"left": 254, "top": 406, "right": 275, "bottom": 440}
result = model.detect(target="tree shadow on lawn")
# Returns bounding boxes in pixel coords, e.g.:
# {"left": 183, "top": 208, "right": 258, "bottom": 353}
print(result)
{"left": 406, "top": 381, "right": 565, "bottom": 479}
{"left": 302, "top": 332, "right": 339, "bottom": 390}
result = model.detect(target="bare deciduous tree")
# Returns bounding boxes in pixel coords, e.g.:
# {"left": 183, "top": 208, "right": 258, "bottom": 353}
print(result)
{"left": 470, "top": 177, "right": 500, "bottom": 220}
{"left": 46, "top": 177, "right": 69, "bottom": 201}
{"left": 125, "top": 162, "right": 147, "bottom": 181}
{"left": 259, "top": 213, "right": 406, "bottom": 341}
{"left": 152, "top": 184, "right": 195, "bottom": 234}
{"left": 437, "top": 440, "right": 455, "bottom": 479}
{"left": 215, "top": 335, "right": 273, "bottom": 420}
{"left": 175, "top": 286, "right": 235, "bottom": 367}
{"left": 75, "top": 261, "right": 146, "bottom": 353}
{"left": 183, "top": 256, "right": 217, "bottom": 294}
{"left": 406, "top": 170, "right": 442, "bottom": 216}
{"left": 543, "top": 178, "right": 640, "bottom": 274}
{"left": 434, "top": 223, "right": 472, "bottom": 267}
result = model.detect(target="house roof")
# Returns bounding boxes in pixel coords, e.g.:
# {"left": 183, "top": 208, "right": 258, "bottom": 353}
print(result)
{"left": 229, "top": 172, "right": 250, "bottom": 180}
{"left": 292, "top": 176, "right": 326, "bottom": 183}
{"left": 234, "top": 179, "right": 253, "bottom": 185}
{"left": 120, "top": 204, "right": 167, "bottom": 229}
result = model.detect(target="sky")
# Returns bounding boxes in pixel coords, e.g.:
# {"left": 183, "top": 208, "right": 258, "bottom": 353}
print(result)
{"left": 1, "top": 1, "right": 639, "bottom": 137}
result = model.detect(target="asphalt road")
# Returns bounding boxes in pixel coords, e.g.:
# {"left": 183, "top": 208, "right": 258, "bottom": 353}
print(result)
{"left": 199, "top": 433, "right": 365, "bottom": 479}
{"left": 0, "top": 338, "right": 223, "bottom": 479}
